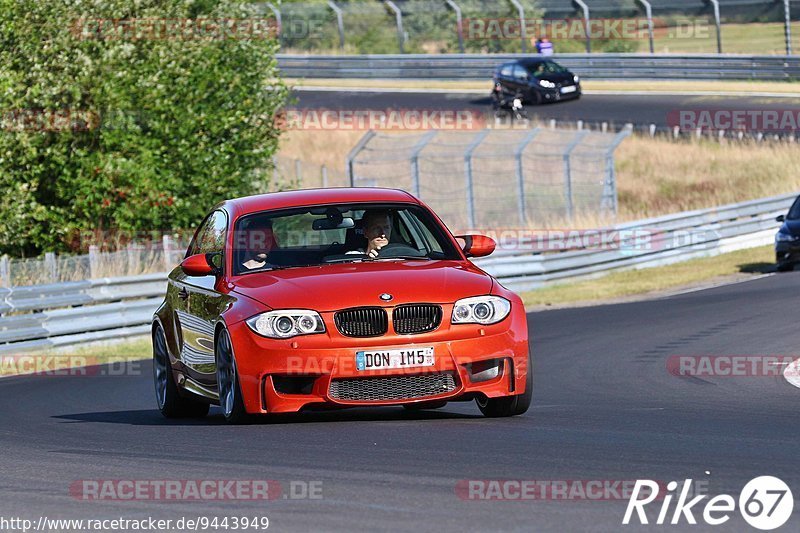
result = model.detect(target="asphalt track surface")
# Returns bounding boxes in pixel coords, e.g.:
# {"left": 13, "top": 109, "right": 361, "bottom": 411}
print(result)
{"left": 2, "top": 272, "right": 800, "bottom": 532}
{"left": 293, "top": 89, "right": 800, "bottom": 129}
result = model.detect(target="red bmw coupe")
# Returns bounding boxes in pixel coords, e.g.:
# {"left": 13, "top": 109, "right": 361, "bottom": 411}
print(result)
{"left": 152, "top": 188, "right": 532, "bottom": 423}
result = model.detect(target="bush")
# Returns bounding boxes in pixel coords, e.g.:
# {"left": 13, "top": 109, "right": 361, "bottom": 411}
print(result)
{"left": 0, "top": 0, "right": 288, "bottom": 256}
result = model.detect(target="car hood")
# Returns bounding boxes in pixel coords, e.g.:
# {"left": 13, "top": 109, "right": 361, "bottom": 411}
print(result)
{"left": 230, "top": 260, "right": 493, "bottom": 312}
{"left": 780, "top": 220, "right": 800, "bottom": 235}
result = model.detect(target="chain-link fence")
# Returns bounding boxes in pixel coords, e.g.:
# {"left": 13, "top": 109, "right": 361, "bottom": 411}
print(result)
{"left": 264, "top": 0, "right": 798, "bottom": 55}
{"left": 346, "top": 126, "right": 631, "bottom": 231}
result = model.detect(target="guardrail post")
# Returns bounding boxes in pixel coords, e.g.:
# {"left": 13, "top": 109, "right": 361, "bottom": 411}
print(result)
{"left": 636, "top": 0, "right": 655, "bottom": 54}
{"left": 603, "top": 124, "right": 633, "bottom": 216}
{"left": 574, "top": 0, "right": 591, "bottom": 53}
{"left": 509, "top": 0, "right": 527, "bottom": 53}
{"left": 384, "top": 1, "right": 406, "bottom": 53}
{"left": 514, "top": 128, "right": 541, "bottom": 225}
{"left": 266, "top": 3, "right": 282, "bottom": 48}
{"left": 88, "top": 245, "right": 99, "bottom": 279}
{"left": 346, "top": 130, "right": 377, "bottom": 186}
{"left": 562, "top": 130, "right": 589, "bottom": 222}
{"left": 464, "top": 130, "right": 490, "bottom": 228}
{"left": 327, "top": 0, "right": 346, "bottom": 50}
{"left": 445, "top": 0, "right": 465, "bottom": 53}
{"left": 321, "top": 165, "right": 329, "bottom": 188}
{"left": 784, "top": 0, "right": 792, "bottom": 55}
{"left": 0, "top": 255, "right": 9, "bottom": 287}
{"left": 409, "top": 130, "right": 438, "bottom": 198}
{"left": 294, "top": 158, "right": 302, "bottom": 185}
{"left": 707, "top": 0, "right": 722, "bottom": 53}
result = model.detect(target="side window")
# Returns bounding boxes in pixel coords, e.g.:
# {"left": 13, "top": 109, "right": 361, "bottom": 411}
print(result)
{"left": 512, "top": 64, "right": 528, "bottom": 80}
{"left": 187, "top": 210, "right": 227, "bottom": 257}
{"left": 500, "top": 63, "right": 513, "bottom": 77}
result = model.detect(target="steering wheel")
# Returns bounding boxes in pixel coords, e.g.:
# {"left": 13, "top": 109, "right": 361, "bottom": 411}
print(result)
{"left": 376, "top": 243, "right": 424, "bottom": 258}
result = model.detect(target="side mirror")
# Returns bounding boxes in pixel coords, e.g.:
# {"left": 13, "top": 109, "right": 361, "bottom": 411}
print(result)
{"left": 456, "top": 235, "right": 496, "bottom": 258}
{"left": 181, "top": 253, "right": 215, "bottom": 276}
{"left": 776, "top": 214, "right": 786, "bottom": 223}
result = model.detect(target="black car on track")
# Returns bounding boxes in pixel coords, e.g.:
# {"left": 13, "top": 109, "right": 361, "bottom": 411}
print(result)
{"left": 491, "top": 59, "right": 581, "bottom": 108}
{"left": 775, "top": 195, "right": 800, "bottom": 271}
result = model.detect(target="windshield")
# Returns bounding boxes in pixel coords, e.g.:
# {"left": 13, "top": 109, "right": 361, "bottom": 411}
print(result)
{"left": 526, "top": 61, "right": 568, "bottom": 77}
{"left": 232, "top": 203, "right": 462, "bottom": 275}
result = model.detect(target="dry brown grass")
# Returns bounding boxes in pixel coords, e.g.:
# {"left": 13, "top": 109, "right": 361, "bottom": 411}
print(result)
{"left": 615, "top": 137, "right": 800, "bottom": 220}
{"left": 279, "top": 130, "right": 800, "bottom": 224}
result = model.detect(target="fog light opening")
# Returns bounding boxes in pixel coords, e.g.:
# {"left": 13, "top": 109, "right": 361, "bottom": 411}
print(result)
{"left": 467, "top": 359, "right": 503, "bottom": 383}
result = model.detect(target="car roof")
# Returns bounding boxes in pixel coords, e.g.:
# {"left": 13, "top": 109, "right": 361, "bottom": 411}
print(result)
{"left": 219, "top": 187, "right": 420, "bottom": 220}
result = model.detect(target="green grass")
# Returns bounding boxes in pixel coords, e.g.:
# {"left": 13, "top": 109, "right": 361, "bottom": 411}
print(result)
{"left": 520, "top": 245, "right": 774, "bottom": 307}
{"left": 650, "top": 21, "right": 800, "bottom": 55}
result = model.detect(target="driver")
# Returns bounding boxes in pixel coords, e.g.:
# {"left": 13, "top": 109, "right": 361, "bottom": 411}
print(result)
{"left": 348, "top": 209, "right": 392, "bottom": 258}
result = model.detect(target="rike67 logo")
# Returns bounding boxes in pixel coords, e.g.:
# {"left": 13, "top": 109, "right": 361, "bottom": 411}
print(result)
{"left": 623, "top": 476, "right": 793, "bottom": 530}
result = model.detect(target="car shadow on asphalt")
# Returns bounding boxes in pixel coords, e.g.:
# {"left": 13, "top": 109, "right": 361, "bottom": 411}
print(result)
{"left": 738, "top": 261, "right": 778, "bottom": 273}
{"left": 52, "top": 407, "right": 484, "bottom": 426}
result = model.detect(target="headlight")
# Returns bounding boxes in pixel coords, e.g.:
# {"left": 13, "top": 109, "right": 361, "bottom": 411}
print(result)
{"left": 776, "top": 231, "right": 800, "bottom": 243}
{"left": 246, "top": 310, "right": 325, "bottom": 339}
{"left": 573, "top": 75, "right": 580, "bottom": 83}
{"left": 538, "top": 79, "right": 555, "bottom": 89}
{"left": 451, "top": 296, "right": 511, "bottom": 325}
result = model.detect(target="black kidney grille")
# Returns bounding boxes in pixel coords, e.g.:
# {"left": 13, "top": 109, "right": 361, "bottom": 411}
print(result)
{"left": 393, "top": 304, "right": 443, "bottom": 335}
{"left": 334, "top": 307, "right": 388, "bottom": 337}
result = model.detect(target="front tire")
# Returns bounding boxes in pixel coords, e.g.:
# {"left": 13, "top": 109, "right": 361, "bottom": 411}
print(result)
{"left": 153, "top": 324, "right": 209, "bottom": 419}
{"left": 777, "top": 261, "right": 794, "bottom": 272}
{"left": 476, "top": 351, "right": 533, "bottom": 418}
{"left": 215, "top": 328, "right": 251, "bottom": 424}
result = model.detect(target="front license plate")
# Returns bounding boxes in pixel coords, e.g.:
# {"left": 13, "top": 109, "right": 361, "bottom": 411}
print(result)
{"left": 356, "top": 347, "right": 435, "bottom": 371}
{"left": 560, "top": 85, "right": 577, "bottom": 94}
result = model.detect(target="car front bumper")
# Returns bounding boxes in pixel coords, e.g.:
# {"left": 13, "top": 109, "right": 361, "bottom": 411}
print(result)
{"left": 775, "top": 242, "right": 800, "bottom": 264}
{"left": 227, "top": 307, "right": 530, "bottom": 414}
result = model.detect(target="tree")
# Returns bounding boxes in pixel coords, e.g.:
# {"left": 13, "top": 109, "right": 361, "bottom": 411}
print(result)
{"left": 0, "top": 0, "right": 288, "bottom": 256}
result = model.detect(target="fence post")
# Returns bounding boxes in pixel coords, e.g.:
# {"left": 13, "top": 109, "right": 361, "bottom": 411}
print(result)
{"left": 707, "top": 0, "right": 722, "bottom": 53}
{"left": 509, "top": 0, "right": 527, "bottom": 53}
{"left": 294, "top": 158, "right": 302, "bottom": 186}
{"left": 514, "top": 128, "right": 541, "bottom": 225}
{"left": 463, "top": 130, "right": 490, "bottom": 228}
{"left": 44, "top": 252, "right": 58, "bottom": 283}
{"left": 321, "top": 165, "right": 329, "bottom": 188}
{"left": 409, "top": 130, "right": 438, "bottom": 198}
{"left": 562, "top": 130, "right": 589, "bottom": 222}
{"left": 574, "top": 0, "right": 591, "bottom": 53}
{"left": 384, "top": 0, "right": 405, "bottom": 53}
{"left": 327, "top": 0, "right": 345, "bottom": 50}
{"left": 784, "top": 0, "right": 792, "bottom": 55}
{"left": 603, "top": 124, "right": 633, "bottom": 216}
{"left": 0, "top": 255, "right": 9, "bottom": 287}
{"left": 445, "top": 0, "right": 464, "bottom": 53}
{"left": 636, "top": 0, "right": 655, "bottom": 53}
{"left": 346, "top": 130, "right": 377, "bottom": 186}
{"left": 88, "top": 245, "right": 99, "bottom": 278}
{"left": 163, "top": 235, "right": 174, "bottom": 272}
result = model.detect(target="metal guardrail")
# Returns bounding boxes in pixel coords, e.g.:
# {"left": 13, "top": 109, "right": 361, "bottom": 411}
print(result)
{"left": 278, "top": 53, "right": 800, "bottom": 81}
{"left": 0, "top": 192, "right": 793, "bottom": 353}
